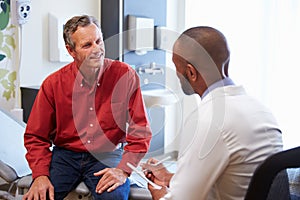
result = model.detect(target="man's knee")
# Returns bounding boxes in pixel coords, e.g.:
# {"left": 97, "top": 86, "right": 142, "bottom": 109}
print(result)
{"left": 92, "top": 179, "right": 130, "bottom": 200}
{"left": 93, "top": 190, "right": 129, "bottom": 200}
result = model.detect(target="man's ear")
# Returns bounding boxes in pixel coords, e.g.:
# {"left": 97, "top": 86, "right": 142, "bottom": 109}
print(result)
{"left": 66, "top": 45, "right": 75, "bottom": 58}
{"left": 186, "top": 63, "right": 198, "bottom": 82}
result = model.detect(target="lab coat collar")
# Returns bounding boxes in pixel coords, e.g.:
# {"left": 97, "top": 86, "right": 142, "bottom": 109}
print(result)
{"left": 202, "top": 77, "right": 235, "bottom": 99}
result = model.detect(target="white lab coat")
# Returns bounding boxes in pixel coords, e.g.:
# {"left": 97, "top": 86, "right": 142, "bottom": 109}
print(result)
{"left": 164, "top": 85, "right": 283, "bottom": 200}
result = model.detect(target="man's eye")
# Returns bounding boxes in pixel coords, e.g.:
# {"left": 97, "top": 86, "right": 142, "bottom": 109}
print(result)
{"left": 83, "top": 44, "right": 91, "bottom": 48}
{"left": 96, "top": 39, "right": 103, "bottom": 45}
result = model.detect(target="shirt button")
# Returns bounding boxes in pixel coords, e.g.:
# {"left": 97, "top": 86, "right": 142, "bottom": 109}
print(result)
{"left": 89, "top": 107, "right": 93, "bottom": 111}
{"left": 90, "top": 123, "right": 93, "bottom": 127}
{"left": 97, "top": 83, "right": 100, "bottom": 86}
{"left": 80, "top": 83, "right": 83, "bottom": 87}
{"left": 87, "top": 140, "right": 91, "bottom": 144}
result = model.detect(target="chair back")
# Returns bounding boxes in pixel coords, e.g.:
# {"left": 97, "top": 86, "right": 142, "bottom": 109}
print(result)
{"left": 245, "top": 146, "right": 300, "bottom": 200}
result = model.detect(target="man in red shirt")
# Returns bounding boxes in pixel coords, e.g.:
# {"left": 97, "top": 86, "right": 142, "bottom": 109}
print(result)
{"left": 23, "top": 15, "right": 152, "bottom": 200}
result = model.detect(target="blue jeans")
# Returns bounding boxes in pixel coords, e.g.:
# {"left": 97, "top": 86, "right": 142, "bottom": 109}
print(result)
{"left": 49, "top": 146, "right": 130, "bottom": 200}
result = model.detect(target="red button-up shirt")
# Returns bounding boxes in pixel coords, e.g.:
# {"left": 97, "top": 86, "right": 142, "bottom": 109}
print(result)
{"left": 24, "top": 59, "right": 152, "bottom": 179}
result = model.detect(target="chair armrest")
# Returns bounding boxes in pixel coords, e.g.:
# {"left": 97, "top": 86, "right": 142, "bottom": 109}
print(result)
{"left": 16, "top": 175, "right": 32, "bottom": 189}
{"left": 0, "top": 160, "right": 18, "bottom": 183}
{"left": 0, "top": 190, "right": 15, "bottom": 200}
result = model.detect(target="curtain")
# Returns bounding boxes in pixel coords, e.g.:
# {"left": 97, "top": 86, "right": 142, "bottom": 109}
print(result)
{"left": 0, "top": 0, "right": 18, "bottom": 111}
{"left": 185, "top": 0, "right": 300, "bottom": 149}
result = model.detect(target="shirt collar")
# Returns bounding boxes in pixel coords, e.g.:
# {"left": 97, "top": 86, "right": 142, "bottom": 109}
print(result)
{"left": 72, "top": 65, "right": 97, "bottom": 88}
{"left": 73, "top": 58, "right": 113, "bottom": 88}
{"left": 202, "top": 77, "right": 235, "bottom": 99}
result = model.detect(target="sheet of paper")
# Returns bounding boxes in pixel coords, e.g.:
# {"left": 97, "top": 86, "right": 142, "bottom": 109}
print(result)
{"left": 127, "top": 162, "right": 162, "bottom": 190}
{"left": 0, "top": 108, "right": 31, "bottom": 177}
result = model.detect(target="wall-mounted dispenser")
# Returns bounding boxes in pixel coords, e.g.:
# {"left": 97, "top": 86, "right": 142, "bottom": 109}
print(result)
{"left": 48, "top": 13, "right": 73, "bottom": 63}
{"left": 127, "top": 15, "right": 154, "bottom": 55}
{"left": 155, "top": 26, "right": 175, "bottom": 50}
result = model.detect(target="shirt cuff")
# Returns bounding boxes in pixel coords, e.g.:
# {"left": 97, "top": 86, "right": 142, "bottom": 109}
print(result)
{"left": 31, "top": 166, "right": 49, "bottom": 180}
{"left": 117, "top": 151, "right": 146, "bottom": 175}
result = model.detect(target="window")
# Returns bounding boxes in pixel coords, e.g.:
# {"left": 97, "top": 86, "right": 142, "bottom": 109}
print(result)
{"left": 185, "top": 0, "right": 300, "bottom": 149}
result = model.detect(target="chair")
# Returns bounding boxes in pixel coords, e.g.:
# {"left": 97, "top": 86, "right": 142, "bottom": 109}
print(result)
{"left": 244, "top": 146, "right": 300, "bottom": 200}
{"left": 0, "top": 160, "right": 18, "bottom": 200}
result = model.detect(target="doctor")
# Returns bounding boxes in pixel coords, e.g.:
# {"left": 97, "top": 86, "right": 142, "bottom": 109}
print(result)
{"left": 142, "top": 26, "right": 283, "bottom": 200}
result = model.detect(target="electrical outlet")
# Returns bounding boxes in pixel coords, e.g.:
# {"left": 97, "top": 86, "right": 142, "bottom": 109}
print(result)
{"left": 16, "top": 0, "right": 31, "bottom": 25}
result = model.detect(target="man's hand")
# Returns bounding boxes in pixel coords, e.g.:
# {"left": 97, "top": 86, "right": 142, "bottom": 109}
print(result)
{"left": 141, "top": 158, "right": 174, "bottom": 187}
{"left": 94, "top": 168, "right": 128, "bottom": 194}
{"left": 22, "top": 175, "right": 54, "bottom": 200}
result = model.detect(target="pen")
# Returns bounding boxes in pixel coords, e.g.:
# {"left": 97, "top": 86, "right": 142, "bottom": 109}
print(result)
{"left": 152, "top": 155, "right": 172, "bottom": 166}
{"left": 142, "top": 155, "right": 172, "bottom": 172}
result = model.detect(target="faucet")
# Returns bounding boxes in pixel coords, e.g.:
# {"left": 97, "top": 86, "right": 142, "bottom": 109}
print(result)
{"left": 138, "top": 62, "right": 164, "bottom": 75}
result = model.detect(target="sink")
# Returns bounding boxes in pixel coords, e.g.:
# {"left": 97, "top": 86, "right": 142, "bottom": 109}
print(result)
{"left": 142, "top": 89, "right": 180, "bottom": 107}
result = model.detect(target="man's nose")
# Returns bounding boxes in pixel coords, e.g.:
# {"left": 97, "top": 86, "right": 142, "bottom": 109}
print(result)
{"left": 93, "top": 43, "right": 104, "bottom": 53}
{"left": 92, "top": 43, "right": 100, "bottom": 52}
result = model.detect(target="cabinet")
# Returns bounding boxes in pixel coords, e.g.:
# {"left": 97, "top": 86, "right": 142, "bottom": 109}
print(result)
{"left": 20, "top": 86, "right": 39, "bottom": 123}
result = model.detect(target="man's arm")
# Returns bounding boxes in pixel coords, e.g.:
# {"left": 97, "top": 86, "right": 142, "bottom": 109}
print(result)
{"left": 116, "top": 68, "right": 152, "bottom": 174}
{"left": 24, "top": 81, "right": 55, "bottom": 179}
{"left": 23, "top": 81, "right": 56, "bottom": 200}
{"left": 94, "top": 66, "right": 152, "bottom": 193}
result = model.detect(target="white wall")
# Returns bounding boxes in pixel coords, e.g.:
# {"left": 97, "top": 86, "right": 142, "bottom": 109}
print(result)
{"left": 19, "top": 0, "right": 99, "bottom": 87}
{"left": 164, "top": 0, "right": 202, "bottom": 153}
{"left": 17, "top": 0, "right": 195, "bottom": 153}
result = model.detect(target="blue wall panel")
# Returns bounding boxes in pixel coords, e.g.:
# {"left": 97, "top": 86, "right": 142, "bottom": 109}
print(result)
{"left": 123, "top": 0, "right": 167, "bottom": 156}
{"left": 123, "top": 0, "right": 167, "bottom": 90}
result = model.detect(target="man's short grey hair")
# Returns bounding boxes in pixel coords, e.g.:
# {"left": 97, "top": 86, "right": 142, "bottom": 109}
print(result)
{"left": 63, "top": 15, "right": 101, "bottom": 50}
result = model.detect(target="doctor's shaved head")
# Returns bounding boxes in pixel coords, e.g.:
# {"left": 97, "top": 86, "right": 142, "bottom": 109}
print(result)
{"left": 173, "top": 26, "right": 230, "bottom": 77}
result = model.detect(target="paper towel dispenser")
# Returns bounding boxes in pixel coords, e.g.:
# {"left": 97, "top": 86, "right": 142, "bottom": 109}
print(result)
{"left": 48, "top": 13, "right": 73, "bottom": 62}
{"left": 127, "top": 15, "right": 154, "bottom": 55}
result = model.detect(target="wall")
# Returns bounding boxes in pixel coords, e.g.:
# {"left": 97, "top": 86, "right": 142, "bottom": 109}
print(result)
{"left": 19, "top": 0, "right": 99, "bottom": 87}
{"left": 16, "top": 0, "right": 193, "bottom": 153}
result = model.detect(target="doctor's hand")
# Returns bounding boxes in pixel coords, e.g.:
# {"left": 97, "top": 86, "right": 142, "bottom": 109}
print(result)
{"left": 22, "top": 175, "right": 54, "bottom": 200}
{"left": 148, "top": 183, "right": 169, "bottom": 200}
{"left": 141, "top": 158, "right": 174, "bottom": 187}
{"left": 94, "top": 168, "right": 128, "bottom": 194}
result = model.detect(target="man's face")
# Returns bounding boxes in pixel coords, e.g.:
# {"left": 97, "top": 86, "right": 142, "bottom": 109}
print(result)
{"left": 172, "top": 52, "right": 194, "bottom": 95}
{"left": 68, "top": 23, "right": 105, "bottom": 69}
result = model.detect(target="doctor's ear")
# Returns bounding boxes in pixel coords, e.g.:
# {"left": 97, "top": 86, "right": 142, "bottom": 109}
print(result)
{"left": 186, "top": 63, "right": 198, "bottom": 82}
